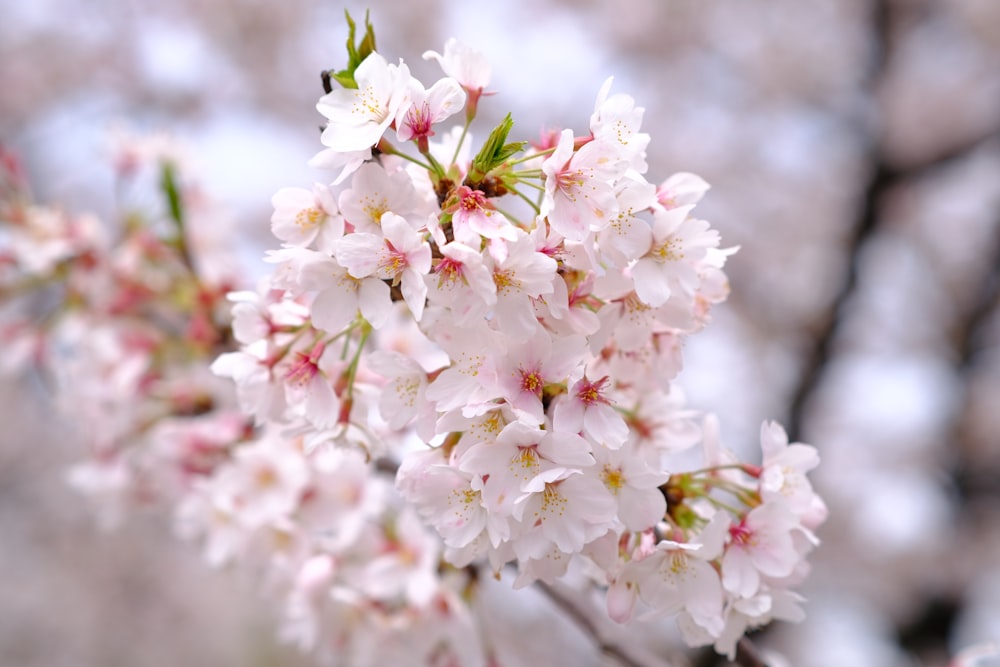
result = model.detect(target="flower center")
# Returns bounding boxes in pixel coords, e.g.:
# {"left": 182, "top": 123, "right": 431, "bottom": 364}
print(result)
{"left": 294, "top": 207, "right": 324, "bottom": 230}
{"left": 652, "top": 237, "right": 684, "bottom": 262}
{"left": 602, "top": 465, "right": 624, "bottom": 493}
{"left": 519, "top": 368, "right": 543, "bottom": 396}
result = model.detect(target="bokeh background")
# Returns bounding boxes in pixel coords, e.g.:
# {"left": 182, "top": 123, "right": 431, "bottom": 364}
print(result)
{"left": 3, "top": 0, "right": 1000, "bottom": 665}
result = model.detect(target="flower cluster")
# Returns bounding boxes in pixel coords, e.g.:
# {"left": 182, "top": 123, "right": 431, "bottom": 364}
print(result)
{"left": 210, "top": 16, "right": 826, "bottom": 660}
{"left": 0, "top": 134, "right": 243, "bottom": 526}
{"left": 1, "top": 15, "right": 828, "bottom": 665}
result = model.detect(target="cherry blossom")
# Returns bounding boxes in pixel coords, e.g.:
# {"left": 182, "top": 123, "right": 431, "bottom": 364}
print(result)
{"left": 721, "top": 501, "right": 802, "bottom": 599}
{"left": 422, "top": 38, "right": 491, "bottom": 119}
{"left": 423, "top": 38, "right": 491, "bottom": 94}
{"left": 4, "top": 22, "right": 828, "bottom": 665}
{"left": 334, "top": 211, "right": 431, "bottom": 320}
{"left": 337, "top": 161, "right": 419, "bottom": 234}
{"left": 540, "top": 129, "right": 622, "bottom": 242}
{"left": 631, "top": 204, "right": 720, "bottom": 307}
{"left": 486, "top": 231, "right": 558, "bottom": 337}
{"left": 553, "top": 374, "right": 628, "bottom": 448}
{"left": 395, "top": 76, "right": 466, "bottom": 145}
{"left": 590, "top": 441, "right": 669, "bottom": 530}
{"left": 657, "top": 171, "right": 711, "bottom": 209}
{"left": 425, "top": 240, "right": 496, "bottom": 327}
{"left": 447, "top": 184, "right": 518, "bottom": 244}
{"left": 270, "top": 183, "right": 342, "bottom": 249}
{"left": 590, "top": 77, "right": 651, "bottom": 172}
{"left": 317, "top": 52, "right": 412, "bottom": 153}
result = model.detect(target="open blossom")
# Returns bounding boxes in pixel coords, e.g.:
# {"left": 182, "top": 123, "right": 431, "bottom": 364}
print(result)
{"left": 396, "top": 448, "right": 489, "bottom": 551}
{"left": 270, "top": 183, "right": 342, "bottom": 250}
{"left": 317, "top": 52, "right": 412, "bottom": 153}
{"left": 596, "top": 176, "right": 657, "bottom": 267}
{"left": 366, "top": 349, "right": 434, "bottom": 437}
{"left": 617, "top": 514, "right": 730, "bottom": 635}
{"left": 355, "top": 506, "right": 442, "bottom": 606}
{"left": 590, "top": 77, "right": 650, "bottom": 172}
{"left": 511, "top": 468, "right": 616, "bottom": 560}
{"left": 334, "top": 211, "right": 431, "bottom": 320}
{"left": 396, "top": 76, "right": 466, "bottom": 144}
{"left": 657, "top": 172, "right": 711, "bottom": 209}
{"left": 631, "top": 205, "right": 720, "bottom": 308}
{"left": 212, "top": 434, "right": 310, "bottom": 528}
{"left": 759, "top": 420, "right": 826, "bottom": 525}
{"left": 283, "top": 341, "right": 342, "bottom": 429}
{"left": 338, "top": 161, "right": 420, "bottom": 234}
{"left": 299, "top": 253, "right": 392, "bottom": 332}
{"left": 490, "top": 327, "right": 587, "bottom": 423}
{"left": 423, "top": 323, "right": 505, "bottom": 414}
{"left": 459, "top": 419, "right": 595, "bottom": 520}
{"left": 226, "top": 288, "right": 308, "bottom": 346}
{"left": 487, "top": 231, "right": 558, "bottom": 337}
{"left": 553, "top": 374, "right": 628, "bottom": 449}
{"left": 447, "top": 185, "right": 518, "bottom": 244}
{"left": 540, "top": 129, "right": 622, "bottom": 242}
{"left": 425, "top": 240, "right": 497, "bottom": 326}
{"left": 590, "top": 441, "right": 668, "bottom": 530}
{"left": 423, "top": 38, "right": 491, "bottom": 96}
{"left": 721, "top": 501, "right": 802, "bottom": 599}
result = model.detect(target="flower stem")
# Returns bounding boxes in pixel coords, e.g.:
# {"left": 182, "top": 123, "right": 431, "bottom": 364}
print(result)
{"left": 507, "top": 147, "right": 556, "bottom": 166}
{"left": 505, "top": 185, "right": 541, "bottom": 214}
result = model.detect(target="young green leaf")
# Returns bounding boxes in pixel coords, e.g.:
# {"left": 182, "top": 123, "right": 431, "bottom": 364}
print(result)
{"left": 468, "top": 113, "right": 526, "bottom": 186}
{"left": 322, "top": 10, "right": 377, "bottom": 92}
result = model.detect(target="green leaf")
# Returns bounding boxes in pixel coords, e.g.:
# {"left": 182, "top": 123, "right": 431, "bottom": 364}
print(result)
{"left": 160, "top": 160, "right": 183, "bottom": 226}
{"left": 468, "top": 114, "right": 526, "bottom": 185}
{"left": 322, "top": 10, "right": 377, "bottom": 91}
{"left": 494, "top": 141, "right": 527, "bottom": 165}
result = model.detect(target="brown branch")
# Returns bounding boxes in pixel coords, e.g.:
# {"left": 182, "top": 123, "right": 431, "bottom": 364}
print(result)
{"left": 885, "top": 127, "right": 1000, "bottom": 181}
{"left": 534, "top": 580, "right": 679, "bottom": 667}
{"left": 786, "top": 131, "right": 1000, "bottom": 444}
{"left": 783, "top": 0, "right": 892, "bottom": 442}
{"left": 734, "top": 637, "right": 771, "bottom": 667}
{"left": 691, "top": 634, "right": 773, "bottom": 667}
{"left": 784, "top": 156, "right": 892, "bottom": 442}
{"left": 947, "top": 211, "right": 1000, "bottom": 501}
{"left": 783, "top": 0, "right": 1000, "bottom": 442}
{"left": 534, "top": 580, "right": 652, "bottom": 667}
{"left": 952, "top": 217, "right": 1000, "bottom": 374}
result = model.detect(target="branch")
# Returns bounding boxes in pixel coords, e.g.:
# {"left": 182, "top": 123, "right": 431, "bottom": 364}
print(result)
{"left": 885, "top": 126, "right": 1000, "bottom": 182}
{"left": 534, "top": 580, "right": 677, "bottom": 667}
{"left": 734, "top": 637, "right": 771, "bottom": 667}
{"left": 783, "top": 0, "right": 1000, "bottom": 442}
{"left": 951, "top": 218, "right": 1000, "bottom": 374}
{"left": 948, "top": 210, "right": 1000, "bottom": 500}
{"left": 784, "top": 157, "right": 892, "bottom": 441}
{"left": 782, "top": 0, "right": 892, "bottom": 441}
{"left": 691, "top": 634, "right": 774, "bottom": 667}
